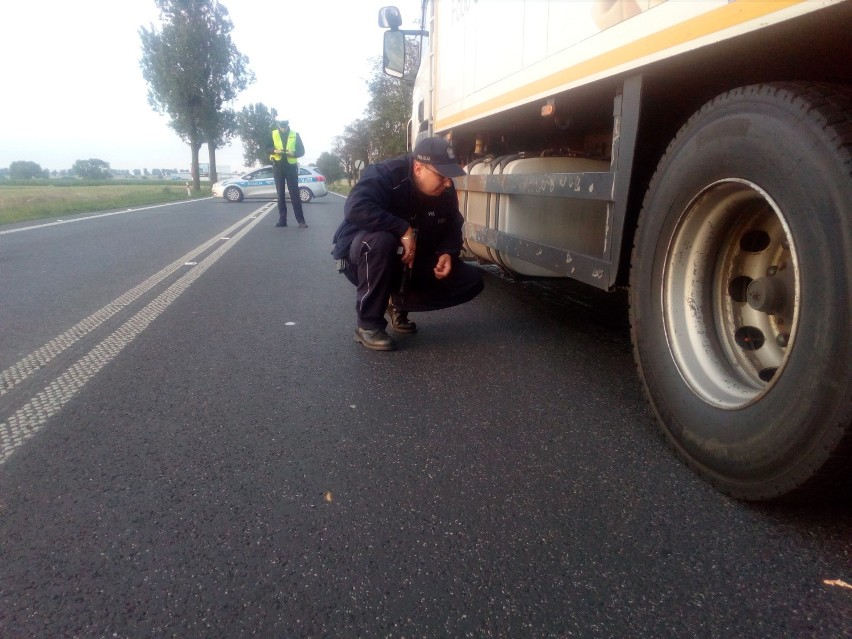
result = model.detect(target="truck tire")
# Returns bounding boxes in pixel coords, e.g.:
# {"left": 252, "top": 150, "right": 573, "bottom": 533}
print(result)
{"left": 630, "top": 82, "right": 852, "bottom": 501}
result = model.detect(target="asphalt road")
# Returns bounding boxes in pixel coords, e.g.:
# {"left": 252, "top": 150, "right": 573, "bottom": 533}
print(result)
{"left": 0, "top": 195, "right": 849, "bottom": 637}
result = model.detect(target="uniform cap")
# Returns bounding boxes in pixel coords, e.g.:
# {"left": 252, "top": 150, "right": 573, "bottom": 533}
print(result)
{"left": 413, "top": 136, "right": 465, "bottom": 178}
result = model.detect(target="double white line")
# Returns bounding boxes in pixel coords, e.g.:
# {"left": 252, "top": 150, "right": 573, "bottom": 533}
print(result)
{"left": 0, "top": 204, "right": 272, "bottom": 464}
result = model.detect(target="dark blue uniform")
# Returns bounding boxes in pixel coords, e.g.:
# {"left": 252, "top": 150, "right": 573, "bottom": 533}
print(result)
{"left": 332, "top": 154, "right": 484, "bottom": 331}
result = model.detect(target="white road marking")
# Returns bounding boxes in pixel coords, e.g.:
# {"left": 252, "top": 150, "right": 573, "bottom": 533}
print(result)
{"left": 1, "top": 209, "right": 267, "bottom": 398}
{"left": 0, "top": 203, "right": 274, "bottom": 464}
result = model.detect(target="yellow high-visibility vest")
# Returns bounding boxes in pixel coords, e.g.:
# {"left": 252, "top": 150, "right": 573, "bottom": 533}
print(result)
{"left": 270, "top": 129, "right": 298, "bottom": 164}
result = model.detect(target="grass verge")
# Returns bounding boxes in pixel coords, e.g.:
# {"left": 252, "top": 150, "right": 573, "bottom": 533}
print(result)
{"left": 0, "top": 180, "right": 209, "bottom": 226}
{"left": 328, "top": 181, "right": 353, "bottom": 196}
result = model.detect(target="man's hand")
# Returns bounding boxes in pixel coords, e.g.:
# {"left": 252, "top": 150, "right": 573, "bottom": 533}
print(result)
{"left": 434, "top": 254, "right": 452, "bottom": 279}
{"left": 401, "top": 229, "right": 417, "bottom": 266}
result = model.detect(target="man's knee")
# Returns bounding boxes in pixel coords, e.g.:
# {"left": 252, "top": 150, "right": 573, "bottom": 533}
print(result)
{"left": 352, "top": 230, "right": 398, "bottom": 261}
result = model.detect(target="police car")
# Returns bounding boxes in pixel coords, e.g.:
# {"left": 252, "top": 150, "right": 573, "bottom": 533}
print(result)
{"left": 211, "top": 165, "right": 328, "bottom": 203}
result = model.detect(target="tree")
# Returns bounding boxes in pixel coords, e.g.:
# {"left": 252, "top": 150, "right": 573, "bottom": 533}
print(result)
{"left": 336, "top": 119, "right": 376, "bottom": 185}
{"left": 202, "top": 107, "right": 239, "bottom": 184}
{"left": 331, "top": 136, "right": 356, "bottom": 186}
{"left": 363, "top": 44, "right": 417, "bottom": 161}
{"left": 71, "top": 159, "right": 112, "bottom": 180}
{"left": 235, "top": 103, "right": 279, "bottom": 167}
{"left": 140, "top": 0, "right": 253, "bottom": 190}
{"left": 333, "top": 38, "right": 417, "bottom": 178}
{"left": 315, "top": 152, "right": 344, "bottom": 185}
{"left": 9, "top": 161, "right": 45, "bottom": 180}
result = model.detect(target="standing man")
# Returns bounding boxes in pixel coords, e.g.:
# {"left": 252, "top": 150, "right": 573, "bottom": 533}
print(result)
{"left": 332, "top": 136, "right": 484, "bottom": 351}
{"left": 267, "top": 119, "right": 308, "bottom": 228}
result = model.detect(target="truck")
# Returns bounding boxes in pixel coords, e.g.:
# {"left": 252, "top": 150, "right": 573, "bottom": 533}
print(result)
{"left": 378, "top": 0, "right": 851, "bottom": 502}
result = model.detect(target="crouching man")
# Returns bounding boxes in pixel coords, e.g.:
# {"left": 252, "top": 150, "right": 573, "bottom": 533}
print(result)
{"left": 332, "top": 136, "right": 484, "bottom": 351}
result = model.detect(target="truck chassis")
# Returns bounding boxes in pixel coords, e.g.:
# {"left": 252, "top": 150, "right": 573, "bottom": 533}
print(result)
{"left": 381, "top": 1, "right": 852, "bottom": 501}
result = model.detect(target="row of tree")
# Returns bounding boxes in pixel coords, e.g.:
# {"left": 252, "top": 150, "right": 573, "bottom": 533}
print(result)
{"left": 5, "top": 159, "right": 115, "bottom": 180}
{"left": 231, "top": 34, "right": 416, "bottom": 186}
{"left": 329, "top": 39, "right": 418, "bottom": 184}
{"left": 6, "top": 1, "right": 415, "bottom": 187}
{"left": 139, "top": 0, "right": 416, "bottom": 191}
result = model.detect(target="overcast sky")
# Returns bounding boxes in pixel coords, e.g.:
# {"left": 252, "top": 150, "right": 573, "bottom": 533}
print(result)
{"left": 1, "top": 0, "right": 421, "bottom": 173}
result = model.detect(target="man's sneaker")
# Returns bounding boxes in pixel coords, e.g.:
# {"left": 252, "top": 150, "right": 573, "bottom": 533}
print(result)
{"left": 387, "top": 304, "right": 417, "bottom": 333}
{"left": 275, "top": 221, "right": 287, "bottom": 227}
{"left": 298, "top": 222, "right": 309, "bottom": 228}
{"left": 354, "top": 327, "right": 397, "bottom": 351}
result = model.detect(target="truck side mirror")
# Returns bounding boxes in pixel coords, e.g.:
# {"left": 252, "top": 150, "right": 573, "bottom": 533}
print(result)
{"left": 383, "top": 30, "right": 405, "bottom": 78}
{"left": 378, "top": 6, "right": 402, "bottom": 29}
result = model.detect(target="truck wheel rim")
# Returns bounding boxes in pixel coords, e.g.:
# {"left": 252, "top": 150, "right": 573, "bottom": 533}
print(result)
{"left": 663, "top": 178, "right": 799, "bottom": 410}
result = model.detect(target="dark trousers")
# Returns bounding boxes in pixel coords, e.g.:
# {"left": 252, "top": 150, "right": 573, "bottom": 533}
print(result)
{"left": 273, "top": 165, "right": 305, "bottom": 225}
{"left": 344, "top": 230, "right": 484, "bottom": 330}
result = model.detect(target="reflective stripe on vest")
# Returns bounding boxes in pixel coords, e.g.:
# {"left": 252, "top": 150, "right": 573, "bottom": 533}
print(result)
{"left": 270, "top": 129, "right": 298, "bottom": 164}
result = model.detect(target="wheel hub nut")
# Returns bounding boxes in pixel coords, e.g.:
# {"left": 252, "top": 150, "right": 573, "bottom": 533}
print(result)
{"left": 747, "top": 276, "right": 785, "bottom": 314}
